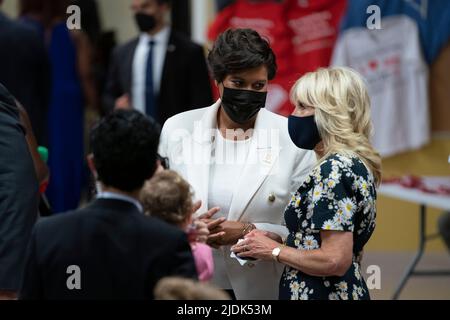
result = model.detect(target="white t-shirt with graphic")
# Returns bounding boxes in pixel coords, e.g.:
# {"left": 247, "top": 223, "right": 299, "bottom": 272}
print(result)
{"left": 332, "top": 15, "right": 429, "bottom": 157}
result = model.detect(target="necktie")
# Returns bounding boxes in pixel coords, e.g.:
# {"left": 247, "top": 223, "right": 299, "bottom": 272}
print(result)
{"left": 145, "top": 40, "right": 157, "bottom": 118}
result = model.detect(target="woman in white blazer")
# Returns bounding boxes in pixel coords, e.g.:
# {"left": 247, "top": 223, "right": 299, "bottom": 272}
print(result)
{"left": 158, "top": 29, "right": 315, "bottom": 299}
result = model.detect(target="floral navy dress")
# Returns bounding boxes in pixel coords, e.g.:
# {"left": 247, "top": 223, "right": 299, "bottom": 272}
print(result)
{"left": 279, "top": 153, "right": 377, "bottom": 300}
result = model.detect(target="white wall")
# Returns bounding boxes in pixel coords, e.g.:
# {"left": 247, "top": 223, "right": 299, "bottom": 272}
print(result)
{"left": 97, "top": 0, "right": 138, "bottom": 44}
{"left": 1, "top": 0, "right": 217, "bottom": 45}
{"left": 1, "top": 0, "right": 18, "bottom": 17}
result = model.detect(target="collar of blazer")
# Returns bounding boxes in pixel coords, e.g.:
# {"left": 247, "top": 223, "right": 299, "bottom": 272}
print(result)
{"left": 190, "top": 99, "right": 281, "bottom": 221}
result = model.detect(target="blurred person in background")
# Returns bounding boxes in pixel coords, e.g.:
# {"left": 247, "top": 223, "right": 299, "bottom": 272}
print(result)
{"left": 103, "top": 0, "right": 213, "bottom": 124}
{"left": 232, "top": 67, "right": 382, "bottom": 300}
{"left": 16, "top": 100, "right": 50, "bottom": 187}
{"left": 0, "top": 0, "right": 50, "bottom": 145}
{"left": 19, "top": 0, "right": 99, "bottom": 213}
{"left": 0, "top": 84, "right": 41, "bottom": 300}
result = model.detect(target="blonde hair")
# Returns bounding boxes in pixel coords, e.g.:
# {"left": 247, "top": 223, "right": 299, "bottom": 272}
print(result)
{"left": 290, "top": 67, "right": 382, "bottom": 185}
{"left": 154, "top": 277, "right": 231, "bottom": 300}
{"left": 140, "top": 170, "right": 193, "bottom": 226}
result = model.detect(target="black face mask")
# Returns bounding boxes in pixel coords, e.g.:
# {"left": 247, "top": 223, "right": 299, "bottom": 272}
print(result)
{"left": 221, "top": 87, "right": 267, "bottom": 124}
{"left": 288, "top": 115, "right": 321, "bottom": 150}
{"left": 135, "top": 13, "right": 156, "bottom": 32}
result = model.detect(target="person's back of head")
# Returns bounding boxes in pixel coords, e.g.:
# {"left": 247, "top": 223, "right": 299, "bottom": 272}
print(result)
{"left": 154, "top": 277, "right": 230, "bottom": 300}
{"left": 140, "top": 170, "right": 193, "bottom": 228}
{"left": 90, "top": 110, "right": 160, "bottom": 193}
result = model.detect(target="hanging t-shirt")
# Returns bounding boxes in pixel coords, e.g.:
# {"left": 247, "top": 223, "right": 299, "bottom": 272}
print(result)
{"left": 339, "top": 0, "right": 450, "bottom": 64}
{"left": 332, "top": 15, "right": 429, "bottom": 157}
{"left": 268, "top": 0, "right": 347, "bottom": 116}
{"left": 286, "top": 0, "right": 347, "bottom": 75}
{"left": 207, "top": 0, "right": 294, "bottom": 114}
{"left": 208, "top": 0, "right": 291, "bottom": 75}
{"left": 208, "top": 0, "right": 348, "bottom": 116}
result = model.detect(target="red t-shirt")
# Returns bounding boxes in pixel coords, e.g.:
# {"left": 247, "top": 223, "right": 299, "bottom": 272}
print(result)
{"left": 208, "top": 0, "right": 347, "bottom": 115}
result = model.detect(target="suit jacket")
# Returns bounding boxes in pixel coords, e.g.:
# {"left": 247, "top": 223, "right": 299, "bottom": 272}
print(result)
{"left": 159, "top": 100, "right": 316, "bottom": 299}
{"left": 0, "top": 12, "right": 50, "bottom": 145}
{"left": 19, "top": 198, "right": 198, "bottom": 300}
{"left": 0, "top": 83, "right": 39, "bottom": 292}
{"left": 103, "top": 30, "right": 213, "bottom": 124}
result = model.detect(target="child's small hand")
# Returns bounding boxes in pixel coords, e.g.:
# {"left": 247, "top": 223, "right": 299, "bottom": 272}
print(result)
{"left": 192, "top": 220, "right": 209, "bottom": 243}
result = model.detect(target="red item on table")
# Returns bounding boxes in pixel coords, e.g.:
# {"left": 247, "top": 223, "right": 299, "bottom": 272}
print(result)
{"left": 383, "top": 176, "right": 450, "bottom": 196}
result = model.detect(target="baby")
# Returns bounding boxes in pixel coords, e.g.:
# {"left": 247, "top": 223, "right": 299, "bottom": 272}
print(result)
{"left": 140, "top": 170, "right": 214, "bottom": 282}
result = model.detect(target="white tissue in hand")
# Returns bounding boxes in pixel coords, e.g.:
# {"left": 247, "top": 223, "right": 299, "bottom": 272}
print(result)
{"left": 230, "top": 239, "right": 249, "bottom": 266}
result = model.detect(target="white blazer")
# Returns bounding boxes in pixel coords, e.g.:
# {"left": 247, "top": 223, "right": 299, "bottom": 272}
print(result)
{"left": 159, "top": 100, "right": 315, "bottom": 299}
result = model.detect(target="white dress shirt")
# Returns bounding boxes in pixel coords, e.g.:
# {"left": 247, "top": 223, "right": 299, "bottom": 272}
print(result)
{"left": 208, "top": 129, "right": 253, "bottom": 220}
{"left": 132, "top": 26, "right": 171, "bottom": 114}
{"left": 208, "top": 130, "right": 253, "bottom": 289}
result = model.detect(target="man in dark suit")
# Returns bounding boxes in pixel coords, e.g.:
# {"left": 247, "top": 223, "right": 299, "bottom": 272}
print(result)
{"left": 19, "top": 110, "right": 198, "bottom": 300}
{"left": 0, "top": 1, "right": 50, "bottom": 145}
{"left": 103, "top": 0, "right": 213, "bottom": 124}
{"left": 0, "top": 83, "right": 39, "bottom": 300}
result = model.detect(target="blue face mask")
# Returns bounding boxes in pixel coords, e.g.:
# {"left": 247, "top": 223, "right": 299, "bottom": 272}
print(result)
{"left": 288, "top": 115, "right": 321, "bottom": 150}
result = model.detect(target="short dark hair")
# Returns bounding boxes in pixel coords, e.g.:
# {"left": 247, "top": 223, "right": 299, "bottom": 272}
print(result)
{"left": 207, "top": 28, "right": 277, "bottom": 82}
{"left": 90, "top": 110, "right": 160, "bottom": 192}
{"left": 156, "top": 0, "right": 172, "bottom": 5}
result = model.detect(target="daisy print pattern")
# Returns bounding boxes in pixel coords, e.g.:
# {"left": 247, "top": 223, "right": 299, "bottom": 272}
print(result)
{"left": 280, "top": 153, "right": 377, "bottom": 300}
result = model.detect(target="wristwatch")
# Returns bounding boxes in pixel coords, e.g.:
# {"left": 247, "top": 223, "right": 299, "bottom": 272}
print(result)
{"left": 272, "top": 247, "right": 282, "bottom": 262}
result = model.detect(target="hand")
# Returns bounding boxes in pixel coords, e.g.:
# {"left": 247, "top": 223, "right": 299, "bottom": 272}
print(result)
{"left": 191, "top": 219, "right": 209, "bottom": 243}
{"left": 207, "top": 221, "right": 246, "bottom": 247}
{"left": 246, "top": 229, "right": 283, "bottom": 244}
{"left": 114, "top": 94, "right": 131, "bottom": 110}
{"left": 194, "top": 201, "right": 226, "bottom": 236}
{"left": 192, "top": 201, "right": 225, "bottom": 248}
{"left": 194, "top": 202, "right": 225, "bottom": 235}
{"left": 231, "top": 232, "right": 281, "bottom": 261}
{"left": 193, "top": 200, "right": 221, "bottom": 221}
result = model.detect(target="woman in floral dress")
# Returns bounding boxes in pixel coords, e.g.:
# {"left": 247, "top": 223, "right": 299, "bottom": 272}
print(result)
{"left": 232, "top": 67, "right": 382, "bottom": 300}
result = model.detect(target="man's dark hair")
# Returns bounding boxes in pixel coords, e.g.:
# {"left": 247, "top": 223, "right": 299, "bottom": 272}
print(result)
{"left": 156, "top": 0, "right": 172, "bottom": 5}
{"left": 90, "top": 110, "right": 160, "bottom": 192}
{"left": 207, "top": 28, "right": 277, "bottom": 82}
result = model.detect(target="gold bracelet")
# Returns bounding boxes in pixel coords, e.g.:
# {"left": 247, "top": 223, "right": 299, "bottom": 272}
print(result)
{"left": 242, "top": 223, "right": 255, "bottom": 237}
{"left": 242, "top": 223, "right": 250, "bottom": 237}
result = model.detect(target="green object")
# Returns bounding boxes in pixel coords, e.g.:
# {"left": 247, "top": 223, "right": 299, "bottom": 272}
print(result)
{"left": 38, "top": 146, "right": 49, "bottom": 163}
